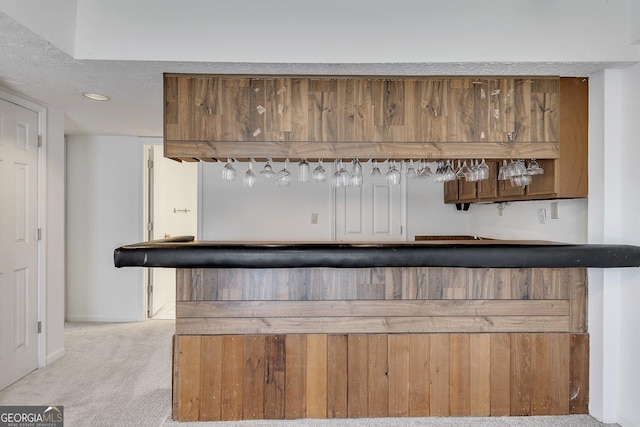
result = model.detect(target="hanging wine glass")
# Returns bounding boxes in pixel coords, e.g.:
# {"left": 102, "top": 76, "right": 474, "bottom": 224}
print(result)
{"left": 386, "top": 160, "right": 401, "bottom": 185}
{"left": 350, "top": 158, "right": 363, "bottom": 187}
{"left": 371, "top": 159, "right": 383, "bottom": 177}
{"left": 478, "top": 159, "right": 490, "bottom": 180}
{"left": 467, "top": 159, "right": 480, "bottom": 182}
{"left": 338, "top": 159, "right": 351, "bottom": 187}
{"left": 418, "top": 160, "right": 433, "bottom": 178}
{"left": 406, "top": 159, "right": 417, "bottom": 179}
{"left": 243, "top": 159, "right": 257, "bottom": 188}
{"left": 456, "top": 159, "right": 471, "bottom": 180}
{"left": 331, "top": 159, "right": 344, "bottom": 188}
{"left": 527, "top": 159, "right": 544, "bottom": 175}
{"left": 443, "top": 160, "right": 456, "bottom": 182}
{"left": 222, "top": 158, "right": 236, "bottom": 181}
{"left": 275, "top": 159, "right": 292, "bottom": 187}
{"left": 498, "top": 160, "right": 509, "bottom": 181}
{"left": 260, "top": 158, "right": 276, "bottom": 178}
{"left": 312, "top": 159, "right": 327, "bottom": 183}
{"left": 298, "top": 158, "right": 310, "bottom": 183}
{"left": 433, "top": 161, "right": 444, "bottom": 183}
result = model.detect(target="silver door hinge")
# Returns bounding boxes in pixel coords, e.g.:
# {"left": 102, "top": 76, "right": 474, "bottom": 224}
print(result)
{"left": 147, "top": 222, "right": 153, "bottom": 232}
{"left": 147, "top": 284, "right": 153, "bottom": 295}
{"left": 37, "top": 228, "right": 42, "bottom": 240}
{"left": 37, "top": 321, "right": 42, "bottom": 334}
{"left": 148, "top": 159, "right": 154, "bottom": 169}
{"left": 37, "top": 135, "right": 42, "bottom": 148}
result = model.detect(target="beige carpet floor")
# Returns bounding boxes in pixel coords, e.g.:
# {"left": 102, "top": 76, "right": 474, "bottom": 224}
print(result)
{"left": 0, "top": 321, "right": 619, "bottom": 427}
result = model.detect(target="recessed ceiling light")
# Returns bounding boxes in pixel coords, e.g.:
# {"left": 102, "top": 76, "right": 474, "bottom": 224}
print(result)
{"left": 82, "top": 92, "right": 110, "bottom": 101}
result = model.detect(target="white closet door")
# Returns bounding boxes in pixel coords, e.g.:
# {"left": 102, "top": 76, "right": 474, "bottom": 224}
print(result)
{"left": 0, "top": 99, "right": 39, "bottom": 389}
{"left": 335, "top": 164, "right": 403, "bottom": 241}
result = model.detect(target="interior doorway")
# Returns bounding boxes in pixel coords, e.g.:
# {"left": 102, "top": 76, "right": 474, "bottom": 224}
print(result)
{"left": 144, "top": 143, "right": 198, "bottom": 319}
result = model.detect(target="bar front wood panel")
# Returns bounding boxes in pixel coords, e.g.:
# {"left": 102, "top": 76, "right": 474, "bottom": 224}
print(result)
{"left": 176, "top": 267, "right": 585, "bottom": 335}
{"left": 173, "top": 266, "right": 588, "bottom": 421}
{"left": 164, "top": 75, "right": 559, "bottom": 161}
{"left": 173, "top": 332, "right": 587, "bottom": 421}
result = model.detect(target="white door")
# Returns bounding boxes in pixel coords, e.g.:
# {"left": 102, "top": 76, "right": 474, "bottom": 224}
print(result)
{"left": 146, "top": 145, "right": 197, "bottom": 317}
{"left": 335, "top": 162, "right": 404, "bottom": 241}
{"left": 0, "top": 99, "right": 39, "bottom": 389}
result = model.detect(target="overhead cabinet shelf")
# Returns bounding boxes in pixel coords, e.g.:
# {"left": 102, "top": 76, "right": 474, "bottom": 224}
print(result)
{"left": 164, "top": 74, "right": 559, "bottom": 162}
{"left": 163, "top": 74, "right": 587, "bottom": 202}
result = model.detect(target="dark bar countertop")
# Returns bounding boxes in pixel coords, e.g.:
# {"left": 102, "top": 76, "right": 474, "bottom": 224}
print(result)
{"left": 114, "top": 236, "right": 640, "bottom": 269}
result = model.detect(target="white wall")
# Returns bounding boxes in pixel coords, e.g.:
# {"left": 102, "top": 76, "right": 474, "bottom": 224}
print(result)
{"left": 200, "top": 161, "right": 471, "bottom": 241}
{"left": 616, "top": 63, "right": 640, "bottom": 427}
{"left": 200, "top": 161, "right": 335, "bottom": 241}
{"left": 66, "top": 136, "right": 144, "bottom": 322}
{"left": 587, "top": 68, "right": 640, "bottom": 427}
{"left": 70, "top": 0, "right": 639, "bottom": 63}
{"left": 469, "top": 199, "right": 588, "bottom": 243}
{"left": 406, "top": 167, "right": 471, "bottom": 239}
{"left": 44, "top": 107, "right": 66, "bottom": 364}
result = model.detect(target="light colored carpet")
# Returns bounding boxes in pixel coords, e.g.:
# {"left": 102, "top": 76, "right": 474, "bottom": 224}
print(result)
{"left": 0, "top": 321, "right": 619, "bottom": 427}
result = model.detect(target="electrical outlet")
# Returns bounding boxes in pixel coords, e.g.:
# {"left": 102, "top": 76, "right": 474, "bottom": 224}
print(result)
{"left": 537, "top": 208, "right": 546, "bottom": 224}
{"left": 311, "top": 213, "right": 318, "bottom": 224}
{"left": 550, "top": 202, "right": 558, "bottom": 219}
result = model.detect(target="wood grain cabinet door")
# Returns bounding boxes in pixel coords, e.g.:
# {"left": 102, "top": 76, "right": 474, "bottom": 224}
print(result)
{"left": 477, "top": 161, "right": 499, "bottom": 199}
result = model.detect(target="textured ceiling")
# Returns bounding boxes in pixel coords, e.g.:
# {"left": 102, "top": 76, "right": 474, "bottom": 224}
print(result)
{"left": 0, "top": 12, "right": 633, "bottom": 137}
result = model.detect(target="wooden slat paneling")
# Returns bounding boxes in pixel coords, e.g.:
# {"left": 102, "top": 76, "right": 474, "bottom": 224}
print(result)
{"left": 327, "top": 334, "right": 348, "bottom": 418}
{"left": 490, "top": 334, "right": 511, "bottom": 416}
{"left": 165, "top": 75, "right": 560, "bottom": 162}
{"left": 569, "top": 268, "right": 587, "bottom": 332}
{"left": 199, "top": 336, "right": 222, "bottom": 420}
{"left": 177, "top": 299, "right": 569, "bottom": 318}
{"left": 429, "top": 334, "right": 450, "bottom": 416}
{"left": 570, "top": 333, "right": 589, "bottom": 414}
{"left": 549, "top": 333, "right": 570, "bottom": 415}
{"left": 450, "top": 334, "right": 471, "bottom": 416}
{"left": 175, "top": 336, "right": 201, "bottom": 421}
{"left": 408, "top": 334, "right": 430, "bottom": 416}
{"left": 264, "top": 335, "right": 285, "bottom": 419}
{"left": 306, "top": 334, "right": 328, "bottom": 418}
{"left": 469, "top": 334, "right": 491, "bottom": 416}
{"left": 285, "top": 335, "right": 306, "bottom": 419}
{"left": 531, "top": 334, "right": 551, "bottom": 415}
{"left": 347, "top": 334, "right": 368, "bottom": 417}
{"left": 174, "top": 332, "right": 587, "bottom": 422}
{"left": 368, "top": 335, "right": 389, "bottom": 417}
{"left": 221, "top": 336, "right": 244, "bottom": 420}
{"left": 165, "top": 140, "right": 560, "bottom": 162}
{"left": 173, "top": 264, "right": 588, "bottom": 421}
{"left": 176, "top": 315, "right": 570, "bottom": 335}
{"left": 510, "top": 334, "right": 532, "bottom": 416}
{"left": 388, "top": 334, "right": 410, "bottom": 416}
{"left": 243, "top": 336, "right": 265, "bottom": 419}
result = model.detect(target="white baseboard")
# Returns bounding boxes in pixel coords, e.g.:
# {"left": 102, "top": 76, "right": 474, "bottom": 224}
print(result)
{"left": 46, "top": 347, "right": 65, "bottom": 365}
{"left": 65, "top": 315, "right": 145, "bottom": 323}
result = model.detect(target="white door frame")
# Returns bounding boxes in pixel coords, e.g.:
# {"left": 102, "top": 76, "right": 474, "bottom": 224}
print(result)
{"left": 0, "top": 88, "right": 48, "bottom": 368}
